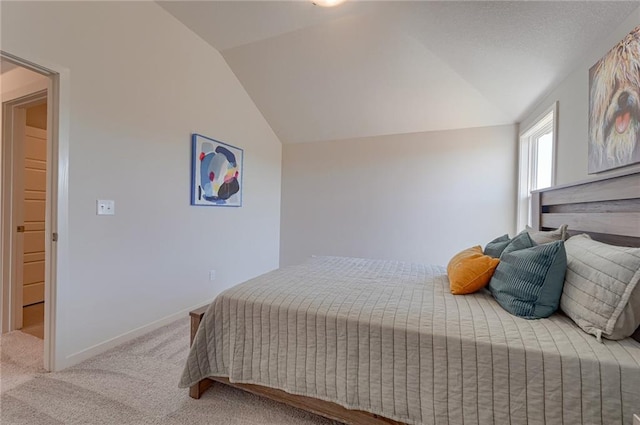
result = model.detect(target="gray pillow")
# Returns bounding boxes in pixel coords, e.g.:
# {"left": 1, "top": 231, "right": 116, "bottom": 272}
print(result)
{"left": 484, "top": 234, "right": 510, "bottom": 258}
{"left": 489, "top": 240, "right": 567, "bottom": 319}
{"left": 525, "top": 224, "right": 568, "bottom": 244}
{"left": 561, "top": 234, "right": 640, "bottom": 340}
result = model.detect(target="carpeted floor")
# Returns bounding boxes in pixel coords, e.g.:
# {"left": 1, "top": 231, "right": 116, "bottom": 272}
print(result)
{"left": 0, "top": 318, "right": 337, "bottom": 424}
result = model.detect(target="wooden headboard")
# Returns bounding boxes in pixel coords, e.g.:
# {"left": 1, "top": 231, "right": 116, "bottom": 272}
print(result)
{"left": 531, "top": 171, "right": 640, "bottom": 248}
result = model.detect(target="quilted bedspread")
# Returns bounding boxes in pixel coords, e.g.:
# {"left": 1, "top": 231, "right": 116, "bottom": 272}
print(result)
{"left": 180, "top": 256, "right": 640, "bottom": 425}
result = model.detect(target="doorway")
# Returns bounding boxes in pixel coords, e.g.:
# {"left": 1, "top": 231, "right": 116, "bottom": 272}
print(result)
{"left": 1, "top": 55, "right": 60, "bottom": 371}
{"left": 16, "top": 95, "right": 48, "bottom": 339}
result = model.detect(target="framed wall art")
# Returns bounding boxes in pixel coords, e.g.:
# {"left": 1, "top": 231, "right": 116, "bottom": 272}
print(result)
{"left": 588, "top": 25, "right": 640, "bottom": 173}
{"left": 191, "top": 133, "right": 243, "bottom": 207}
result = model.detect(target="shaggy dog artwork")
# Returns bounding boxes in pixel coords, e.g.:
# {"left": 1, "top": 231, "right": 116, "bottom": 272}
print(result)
{"left": 589, "top": 26, "right": 640, "bottom": 173}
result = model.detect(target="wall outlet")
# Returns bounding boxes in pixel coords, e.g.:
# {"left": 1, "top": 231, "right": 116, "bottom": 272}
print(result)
{"left": 96, "top": 200, "right": 115, "bottom": 215}
{"left": 209, "top": 270, "right": 216, "bottom": 281}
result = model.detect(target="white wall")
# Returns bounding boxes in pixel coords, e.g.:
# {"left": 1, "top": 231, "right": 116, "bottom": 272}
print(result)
{"left": 280, "top": 125, "right": 518, "bottom": 267}
{"left": 520, "top": 7, "right": 640, "bottom": 185}
{"left": 1, "top": 1, "right": 282, "bottom": 369}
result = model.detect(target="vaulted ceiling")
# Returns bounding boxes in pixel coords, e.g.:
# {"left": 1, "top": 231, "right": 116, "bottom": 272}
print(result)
{"left": 158, "top": 1, "right": 639, "bottom": 144}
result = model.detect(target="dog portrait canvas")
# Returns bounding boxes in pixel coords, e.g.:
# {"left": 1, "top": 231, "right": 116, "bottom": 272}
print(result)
{"left": 589, "top": 25, "right": 640, "bottom": 174}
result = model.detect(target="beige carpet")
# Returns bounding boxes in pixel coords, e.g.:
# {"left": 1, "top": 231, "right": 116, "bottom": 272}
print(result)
{"left": 0, "top": 318, "right": 337, "bottom": 424}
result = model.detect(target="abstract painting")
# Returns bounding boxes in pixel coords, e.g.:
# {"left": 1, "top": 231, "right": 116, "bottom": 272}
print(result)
{"left": 588, "top": 25, "right": 640, "bottom": 174}
{"left": 191, "top": 133, "right": 243, "bottom": 207}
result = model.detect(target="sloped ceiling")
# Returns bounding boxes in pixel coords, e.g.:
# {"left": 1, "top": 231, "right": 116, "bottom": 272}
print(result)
{"left": 159, "top": 1, "right": 639, "bottom": 144}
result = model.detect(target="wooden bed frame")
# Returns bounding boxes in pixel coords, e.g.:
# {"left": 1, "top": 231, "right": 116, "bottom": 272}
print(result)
{"left": 188, "top": 170, "right": 640, "bottom": 425}
{"left": 531, "top": 170, "right": 640, "bottom": 247}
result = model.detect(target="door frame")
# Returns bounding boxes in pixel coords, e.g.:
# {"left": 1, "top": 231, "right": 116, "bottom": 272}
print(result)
{"left": 2, "top": 90, "right": 48, "bottom": 330}
{"left": 1, "top": 51, "right": 70, "bottom": 371}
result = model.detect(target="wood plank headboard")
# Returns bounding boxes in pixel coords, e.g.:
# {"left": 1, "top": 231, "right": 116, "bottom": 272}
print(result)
{"left": 531, "top": 171, "right": 640, "bottom": 247}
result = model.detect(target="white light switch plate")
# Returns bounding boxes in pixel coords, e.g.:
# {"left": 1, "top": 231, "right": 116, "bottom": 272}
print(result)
{"left": 97, "top": 200, "right": 115, "bottom": 215}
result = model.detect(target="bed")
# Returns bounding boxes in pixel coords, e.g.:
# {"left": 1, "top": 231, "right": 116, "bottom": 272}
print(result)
{"left": 180, "top": 171, "right": 640, "bottom": 425}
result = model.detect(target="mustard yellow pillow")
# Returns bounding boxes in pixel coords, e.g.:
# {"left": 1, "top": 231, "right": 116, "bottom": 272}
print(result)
{"left": 447, "top": 246, "right": 500, "bottom": 295}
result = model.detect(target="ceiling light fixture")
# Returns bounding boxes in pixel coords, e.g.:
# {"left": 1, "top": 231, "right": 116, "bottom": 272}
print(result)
{"left": 312, "top": 0, "right": 346, "bottom": 7}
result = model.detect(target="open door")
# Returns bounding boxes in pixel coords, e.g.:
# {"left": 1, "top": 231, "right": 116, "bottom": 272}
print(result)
{"left": 1, "top": 53, "right": 64, "bottom": 371}
{"left": 21, "top": 104, "right": 48, "bottom": 338}
{"left": 1, "top": 90, "right": 47, "bottom": 332}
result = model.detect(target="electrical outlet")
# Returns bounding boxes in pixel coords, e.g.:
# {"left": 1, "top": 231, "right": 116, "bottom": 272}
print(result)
{"left": 209, "top": 270, "right": 216, "bottom": 281}
{"left": 96, "top": 200, "right": 115, "bottom": 215}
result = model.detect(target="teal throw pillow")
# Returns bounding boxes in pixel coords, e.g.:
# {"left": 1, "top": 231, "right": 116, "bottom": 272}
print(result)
{"left": 501, "top": 231, "right": 535, "bottom": 257}
{"left": 484, "top": 234, "right": 511, "bottom": 258}
{"left": 489, "top": 241, "right": 567, "bottom": 319}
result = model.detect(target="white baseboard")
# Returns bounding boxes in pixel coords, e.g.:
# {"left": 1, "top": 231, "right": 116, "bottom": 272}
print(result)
{"left": 634, "top": 413, "right": 640, "bottom": 425}
{"left": 58, "top": 300, "right": 213, "bottom": 370}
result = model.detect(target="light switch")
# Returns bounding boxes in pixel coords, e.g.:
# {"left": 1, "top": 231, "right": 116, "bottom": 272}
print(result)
{"left": 97, "top": 200, "right": 115, "bottom": 215}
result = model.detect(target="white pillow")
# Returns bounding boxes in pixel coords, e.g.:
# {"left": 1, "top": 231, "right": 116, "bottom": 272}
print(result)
{"left": 561, "top": 234, "right": 640, "bottom": 340}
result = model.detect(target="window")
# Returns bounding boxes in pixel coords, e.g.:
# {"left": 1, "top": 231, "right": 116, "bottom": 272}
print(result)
{"left": 517, "top": 102, "right": 557, "bottom": 230}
